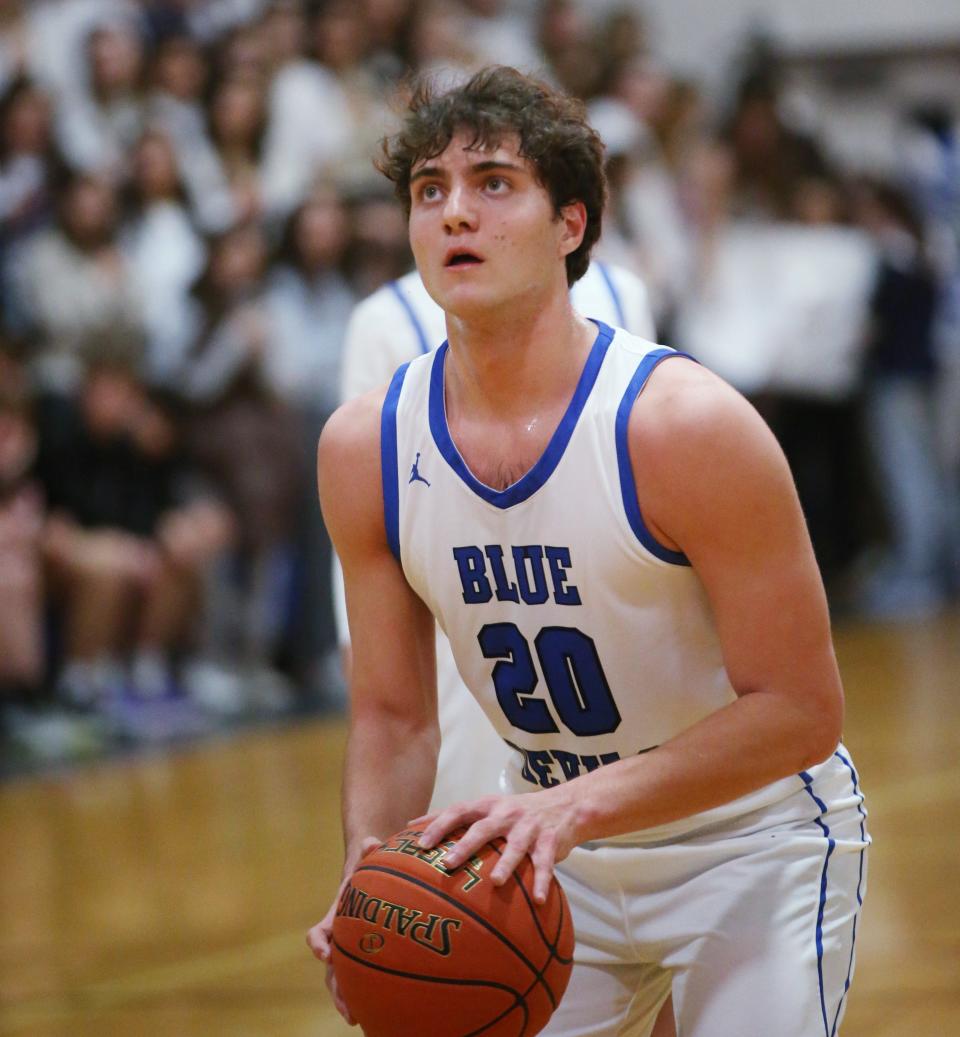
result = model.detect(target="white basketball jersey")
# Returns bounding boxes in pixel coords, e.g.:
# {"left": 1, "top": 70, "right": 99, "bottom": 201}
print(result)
{"left": 335, "top": 261, "right": 655, "bottom": 809}
{"left": 384, "top": 320, "right": 856, "bottom": 842}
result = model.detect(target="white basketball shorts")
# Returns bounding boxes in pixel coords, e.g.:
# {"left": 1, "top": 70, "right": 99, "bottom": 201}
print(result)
{"left": 544, "top": 748, "right": 869, "bottom": 1037}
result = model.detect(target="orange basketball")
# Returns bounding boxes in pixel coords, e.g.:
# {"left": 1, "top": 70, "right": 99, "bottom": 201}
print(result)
{"left": 330, "top": 826, "right": 575, "bottom": 1037}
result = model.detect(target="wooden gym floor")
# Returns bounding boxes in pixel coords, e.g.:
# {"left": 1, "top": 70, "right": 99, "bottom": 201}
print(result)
{"left": 2, "top": 610, "right": 959, "bottom": 1036}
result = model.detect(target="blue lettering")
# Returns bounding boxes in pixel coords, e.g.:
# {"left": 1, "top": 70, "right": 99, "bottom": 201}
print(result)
{"left": 527, "top": 749, "right": 559, "bottom": 788}
{"left": 512, "top": 546, "right": 549, "bottom": 605}
{"left": 453, "top": 546, "right": 492, "bottom": 604}
{"left": 545, "top": 546, "right": 581, "bottom": 605}
{"left": 582, "top": 752, "right": 622, "bottom": 773}
{"left": 484, "top": 545, "right": 520, "bottom": 602}
{"left": 551, "top": 750, "right": 582, "bottom": 781}
{"left": 453, "top": 544, "right": 582, "bottom": 606}
{"left": 506, "top": 743, "right": 624, "bottom": 789}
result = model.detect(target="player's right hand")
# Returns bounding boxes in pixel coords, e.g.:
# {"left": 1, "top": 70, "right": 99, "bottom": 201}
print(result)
{"left": 306, "top": 836, "right": 382, "bottom": 1025}
{"left": 307, "top": 893, "right": 356, "bottom": 1025}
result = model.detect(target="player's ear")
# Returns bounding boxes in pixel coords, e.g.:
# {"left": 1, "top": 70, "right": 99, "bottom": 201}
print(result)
{"left": 557, "top": 200, "right": 587, "bottom": 259}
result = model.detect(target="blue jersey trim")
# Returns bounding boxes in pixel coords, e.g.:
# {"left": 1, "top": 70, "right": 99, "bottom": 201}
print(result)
{"left": 830, "top": 748, "right": 868, "bottom": 1036}
{"left": 381, "top": 362, "right": 410, "bottom": 563}
{"left": 800, "top": 770, "right": 837, "bottom": 1037}
{"left": 615, "top": 348, "right": 694, "bottom": 566}
{"left": 389, "top": 280, "right": 432, "bottom": 355}
{"left": 428, "top": 320, "right": 615, "bottom": 509}
{"left": 595, "top": 260, "right": 627, "bottom": 329}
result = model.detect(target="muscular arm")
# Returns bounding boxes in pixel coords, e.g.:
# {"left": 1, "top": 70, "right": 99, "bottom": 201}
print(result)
{"left": 568, "top": 358, "right": 843, "bottom": 840}
{"left": 426, "top": 358, "right": 843, "bottom": 894}
{"left": 316, "top": 393, "right": 439, "bottom": 873}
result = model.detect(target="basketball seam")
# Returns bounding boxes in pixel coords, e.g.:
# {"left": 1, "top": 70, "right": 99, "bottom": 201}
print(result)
{"left": 487, "top": 843, "right": 575, "bottom": 967}
{"left": 460, "top": 995, "right": 529, "bottom": 1037}
{"left": 332, "top": 937, "right": 530, "bottom": 1037}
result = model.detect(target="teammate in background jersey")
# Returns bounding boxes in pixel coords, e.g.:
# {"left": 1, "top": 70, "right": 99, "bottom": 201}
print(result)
{"left": 335, "top": 259, "right": 656, "bottom": 812}
{"left": 310, "top": 67, "right": 868, "bottom": 1036}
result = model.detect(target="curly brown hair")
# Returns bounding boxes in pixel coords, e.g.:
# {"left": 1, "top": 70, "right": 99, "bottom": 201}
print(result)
{"left": 377, "top": 66, "right": 606, "bottom": 286}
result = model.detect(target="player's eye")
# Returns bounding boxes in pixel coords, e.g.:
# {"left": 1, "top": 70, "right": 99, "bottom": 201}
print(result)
{"left": 486, "top": 176, "right": 507, "bottom": 192}
{"left": 419, "top": 183, "right": 441, "bottom": 202}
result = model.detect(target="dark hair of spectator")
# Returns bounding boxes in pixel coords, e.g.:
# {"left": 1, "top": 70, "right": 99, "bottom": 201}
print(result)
{"left": 84, "top": 22, "right": 148, "bottom": 99}
{"left": 377, "top": 65, "right": 606, "bottom": 285}
{"left": 189, "top": 221, "right": 266, "bottom": 322}
{"left": 273, "top": 190, "right": 347, "bottom": 273}
{"left": 57, "top": 172, "right": 119, "bottom": 250}
{"left": 0, "top": 76, "right": 69, "bottom": 179}
{"left": 206, "top": 72, "right": 268, "bottom": 162}
{"left": 122, "top": 129, "right": 191, "bottom": 215}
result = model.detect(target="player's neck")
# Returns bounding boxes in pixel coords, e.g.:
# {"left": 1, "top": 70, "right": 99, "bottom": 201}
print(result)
{"left": 443, "top": 292, "right": 594, "bottom": 421}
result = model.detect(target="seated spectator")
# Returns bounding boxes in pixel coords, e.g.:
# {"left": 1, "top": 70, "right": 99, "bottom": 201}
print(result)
{"left": 264, "top": 187, "right": 355, "bottom": 414}
{"left": 8, "top": 170, "right": 144, "bottom": 395}
{"left": 257, "top": 1, "right": 352, "bottom": 221}
{"left": 55, "top": 19, "right": 147, "bottom": 181}
{"left": 146, "top": 32, "right": 236, "bottom": 233}
{"left": 0, "top": 77, "right": 69, "bottom": 263}
{"left": 36, "top": 337, "right": 233, "bottom": 709}
{"left": 120, "top": 128, "right": 206, "bottom": 386}
{"left": 204, "top": 69, "right": 269, "bottom": 226}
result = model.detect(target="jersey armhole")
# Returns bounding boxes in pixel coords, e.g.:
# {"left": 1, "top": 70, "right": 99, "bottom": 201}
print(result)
{"left": 380, "top": 361, "right": 410, "bottom": 563}
{"left": 615, "top": 349, "right": 695, "bottom": 566}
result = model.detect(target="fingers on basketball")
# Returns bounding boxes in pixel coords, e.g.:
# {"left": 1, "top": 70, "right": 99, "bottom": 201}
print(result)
{"left": 330, "top": 826, "right": 575, "bottom": 1037}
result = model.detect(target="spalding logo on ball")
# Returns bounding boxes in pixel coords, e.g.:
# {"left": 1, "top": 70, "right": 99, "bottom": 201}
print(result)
{"left": 331, "top": 826, "right": 575, "bottom": 1037}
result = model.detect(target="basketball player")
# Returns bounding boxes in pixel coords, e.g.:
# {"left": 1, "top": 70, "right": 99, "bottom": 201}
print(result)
{"left": 309, "top": 67, "right": 869, "bottom": 1036}
{"left": 332, "top": 257, "right": 677, "bottom": 1037}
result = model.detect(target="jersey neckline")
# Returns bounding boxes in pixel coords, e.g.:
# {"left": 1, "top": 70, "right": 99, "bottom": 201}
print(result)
{"left": 428, "top": 319, "right": 615, "bottom": 508}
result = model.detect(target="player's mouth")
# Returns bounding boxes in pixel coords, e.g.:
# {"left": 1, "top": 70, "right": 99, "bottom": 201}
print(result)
{"left": 444, "top": 249, "right": 483, "bottom": 268}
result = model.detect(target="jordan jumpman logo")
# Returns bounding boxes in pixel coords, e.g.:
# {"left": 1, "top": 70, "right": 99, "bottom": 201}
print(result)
{"left": 409, "top": 452, "right": 431, "bottom": 487}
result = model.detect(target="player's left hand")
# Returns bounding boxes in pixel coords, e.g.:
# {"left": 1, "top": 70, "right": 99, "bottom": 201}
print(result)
{"left": 411, "top": 788, "right": 579, "bottom": 904}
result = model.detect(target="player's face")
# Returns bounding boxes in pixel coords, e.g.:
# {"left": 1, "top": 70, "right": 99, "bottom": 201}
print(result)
{"left": 408, "top": 132, "right": 579, "bottom": 318}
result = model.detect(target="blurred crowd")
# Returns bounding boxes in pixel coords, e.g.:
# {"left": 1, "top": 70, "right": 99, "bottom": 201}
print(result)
{"left": 1, "top": 0, "right": 958, "bottom": 767}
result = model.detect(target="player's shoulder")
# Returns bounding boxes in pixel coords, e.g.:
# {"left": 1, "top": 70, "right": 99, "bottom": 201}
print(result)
{"left": 628, "top": 349, "right": 786, "bottom": 493}
{"left": 318, "top": 387, "right": 398, "bottom": 552}
{"left": 635, "top": 350, "right": 755, "bottom": 431}
{"left": 319, "top": 386, "right": 387, "bottom": 467}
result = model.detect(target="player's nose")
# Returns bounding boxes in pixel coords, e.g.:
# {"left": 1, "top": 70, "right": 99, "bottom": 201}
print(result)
{"left": 442, "top": 183, "right": 477, "bottom": 233}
